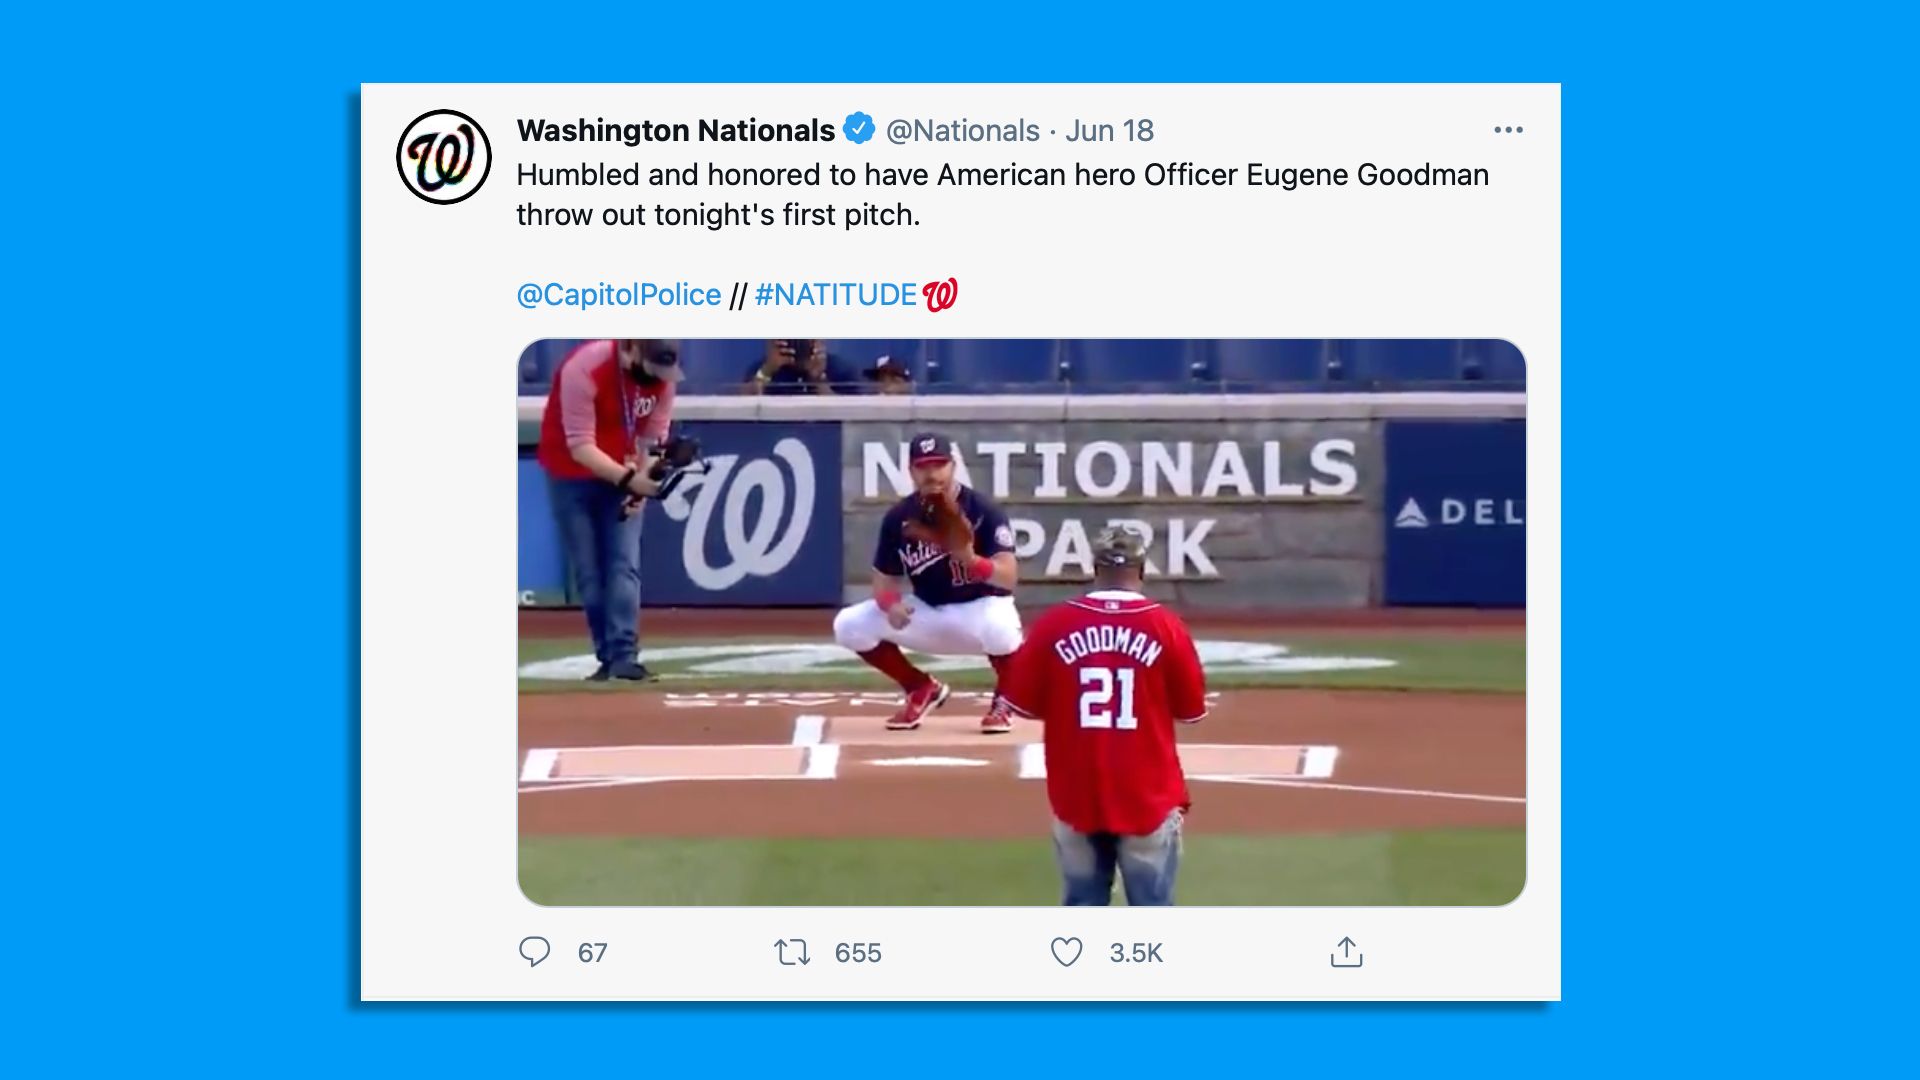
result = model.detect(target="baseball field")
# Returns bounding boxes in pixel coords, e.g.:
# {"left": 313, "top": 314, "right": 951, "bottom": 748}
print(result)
{"left": 517, "top": 607, "right": 1525, "bottom": 906}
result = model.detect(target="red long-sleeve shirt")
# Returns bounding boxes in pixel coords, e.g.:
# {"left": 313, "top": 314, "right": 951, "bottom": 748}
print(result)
{"left": 536, "top": 340, "right": 675, "bottom": 479}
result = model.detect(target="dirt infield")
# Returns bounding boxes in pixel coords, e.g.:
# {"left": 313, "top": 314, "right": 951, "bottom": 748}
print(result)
{"left": 519, "top": 688, "right": 1523, "bottom": 839}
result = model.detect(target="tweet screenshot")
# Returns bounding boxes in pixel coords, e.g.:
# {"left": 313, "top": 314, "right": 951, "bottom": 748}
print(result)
{"left": 360, "top": 83, "right": 1558, "bottom": 1001}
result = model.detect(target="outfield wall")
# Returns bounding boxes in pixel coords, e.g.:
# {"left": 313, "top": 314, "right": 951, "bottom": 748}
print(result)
{"left": 515, "top": 393, "right": 1526, "bottom": 611}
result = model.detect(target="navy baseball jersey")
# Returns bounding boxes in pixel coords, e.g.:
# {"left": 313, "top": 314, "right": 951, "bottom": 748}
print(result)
{"left": 874, "top": 486, "right": 1015, "bottom": 606}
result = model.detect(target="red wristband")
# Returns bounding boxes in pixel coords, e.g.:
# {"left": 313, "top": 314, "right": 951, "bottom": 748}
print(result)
{"left": 969, "top": 555, "right": 995, "bottom": 581}
{"left": 875, "top": 588, "right": 902, "bottom": 612}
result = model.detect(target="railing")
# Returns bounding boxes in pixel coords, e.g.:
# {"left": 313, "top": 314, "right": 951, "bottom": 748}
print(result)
{"left": 516, "top": 390, "right": 1526, "bottom": 438}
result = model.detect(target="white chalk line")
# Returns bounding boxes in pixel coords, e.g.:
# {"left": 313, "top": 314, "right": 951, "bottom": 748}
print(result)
{"left": 521, "top": 724, "right": 1512, "bottom": 805}
{"left": 522, "top": 774, "right": 1526, "bottom": 804}
{"left": 790, "top": 714, "right": 825, "bottom": 746}
{"left": 519, "top": 748, "right": 558, "bottom": 783}
{"left": 1300, "top": 745, "right": 1340, "bottom": 780}
{"left": 519, "top": 773, "right": 826, "bottom": 795}
{"left": 522, "top": 742, "right": 805, "bottom": 755}
{"left": 1018, "top": 742, "right": 1047, "bottom": 779}
{"left": 1001, "top": 743, "right": 1344, "bottom": 782}
{"left": 517, "top": 722, "right": 838, "bottom": 792}
{"left": 1203, "top": 776, "right": 1525, "bottom": 805}
{"left": 805, "top": 744, "right": 842, "bottom": 779}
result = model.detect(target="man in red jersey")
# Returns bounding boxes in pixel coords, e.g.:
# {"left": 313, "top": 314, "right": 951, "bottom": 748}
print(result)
{"left": 998, "top": 525, "right": 1207, "bottom": 905}
{"left": 536, "top": 339, "right": 681, "bottom": 681}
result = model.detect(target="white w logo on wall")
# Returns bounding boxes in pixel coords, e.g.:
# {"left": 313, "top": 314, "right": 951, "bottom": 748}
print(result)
{"left": 661, "top": 438, "right": 817, "bottom": 590}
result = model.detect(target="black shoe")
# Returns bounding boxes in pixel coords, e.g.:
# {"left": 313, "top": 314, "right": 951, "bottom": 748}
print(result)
{"left": 586, "top": 662, "right": 611, "bottom": 682}
{"left": 608, "top": 659, "right": 655, "bottom": 682}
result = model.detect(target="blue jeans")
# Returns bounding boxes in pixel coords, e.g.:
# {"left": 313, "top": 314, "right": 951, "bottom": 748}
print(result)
{"left": 548, "top": 477, "right": 646, "bottom": 663}
{"left": 1052, "top": 809, "right": 1184, "bottom": 906}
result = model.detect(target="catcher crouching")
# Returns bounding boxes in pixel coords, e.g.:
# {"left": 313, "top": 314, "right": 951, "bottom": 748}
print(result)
{"left": 832, "top": 431, "right": 1024, "bottom": 734}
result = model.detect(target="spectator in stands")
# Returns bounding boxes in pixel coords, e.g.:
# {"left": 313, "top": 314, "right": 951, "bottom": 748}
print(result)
{"left": 743, "top": 339, "right": 855, "bottom": 395}
{"left": 862, "top": 355, "right": 915, "bottom": 395}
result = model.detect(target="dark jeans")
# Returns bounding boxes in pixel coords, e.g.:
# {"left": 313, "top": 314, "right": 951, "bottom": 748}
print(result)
{"left": 548, "top": 477, "right": 645, "bottom": 663}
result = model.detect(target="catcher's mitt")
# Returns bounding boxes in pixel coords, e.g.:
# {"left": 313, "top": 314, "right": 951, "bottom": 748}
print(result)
{"left": 903, "top": 491, "right": 975, "bottom": 554}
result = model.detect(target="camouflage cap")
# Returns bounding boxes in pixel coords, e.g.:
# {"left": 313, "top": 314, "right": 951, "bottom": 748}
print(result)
{"left": 1092, "top": 524, "right": 1149, "bottom": 568}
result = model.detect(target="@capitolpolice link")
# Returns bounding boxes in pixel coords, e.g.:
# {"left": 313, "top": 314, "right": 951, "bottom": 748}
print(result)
{"left": 535, "top": 339, "right": 681, "bottom": 680}
{"left": 533, "top": 282, "right": 725, "bottom": 309}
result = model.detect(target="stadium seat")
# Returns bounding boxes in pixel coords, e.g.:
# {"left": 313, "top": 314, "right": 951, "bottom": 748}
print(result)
{"left": 823, "top": 339, "right": 926, "bottom": 387}
{"left": 517, "top": 338, "right": 583, "bottom": 393}
{"left": 675, "top": 339, "right": 767, "bottom": 394}
{"left": 517, "top": 342, "right": 544, "bottom": 391}
{"left": 1461, "top": 339, "right": 1527, "bottom": 384}
{"left": 922, "top": 339, "right": 1064, "bottom": 391}
{"left": 1205, "top": 340, "right": 1333, "bottom": 388}
{"left": 526, "top": 338, "right": 1528, "bottom": 395}
{"left": 1061, "top": 339, "right": 1204, "bottom": 392}
{"left": 1336, "top": 340, "right": 1465, "bottom": 386}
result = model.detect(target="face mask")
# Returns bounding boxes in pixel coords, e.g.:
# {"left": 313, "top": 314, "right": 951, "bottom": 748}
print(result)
{"left": 628, "top": 345, "right": 676, "bottom": 381}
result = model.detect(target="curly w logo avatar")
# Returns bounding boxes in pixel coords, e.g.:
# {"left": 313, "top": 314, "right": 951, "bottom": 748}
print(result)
{"left": 661, "top": 438, "right": 816, "bottom": 590}
{"left": 396, "top": 109, "right": 492, "bottom": 204}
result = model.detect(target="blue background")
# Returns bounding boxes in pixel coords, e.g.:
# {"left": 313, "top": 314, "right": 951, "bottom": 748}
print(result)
{"left": 4, "top": 0, "right": 1908, "bottom": 1071}
{"left": 1384, "top": 421, "right": 1526, "bottom": 605}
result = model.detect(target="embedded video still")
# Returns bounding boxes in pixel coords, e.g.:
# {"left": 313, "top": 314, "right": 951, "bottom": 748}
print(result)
{"left": 516, "top": 337, "right": 1524, "bottom": 906}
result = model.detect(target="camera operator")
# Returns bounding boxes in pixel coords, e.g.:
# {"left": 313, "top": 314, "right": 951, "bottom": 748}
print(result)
{"left": 536, "top": 339, "right": 682, "bottom": 681}
{"left": 743, "top": 339, "right": 855, "bottom": 395}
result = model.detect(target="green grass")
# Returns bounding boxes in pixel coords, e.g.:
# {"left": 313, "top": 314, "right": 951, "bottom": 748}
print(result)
{"left": 519, "top": 829, "right": 1524, "bottom": 906}
{"left": 517, "top": 632, "right": 1524, "bottom": 695}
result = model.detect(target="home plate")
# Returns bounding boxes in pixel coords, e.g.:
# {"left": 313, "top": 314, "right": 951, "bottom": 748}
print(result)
{"left": 869, "top": 756, "right": 991, "bottom": 768}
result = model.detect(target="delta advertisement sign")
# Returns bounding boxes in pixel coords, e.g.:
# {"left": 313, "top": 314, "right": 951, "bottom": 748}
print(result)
{"left": 1383, "top": 420, "right": 1525, "bottom": 606}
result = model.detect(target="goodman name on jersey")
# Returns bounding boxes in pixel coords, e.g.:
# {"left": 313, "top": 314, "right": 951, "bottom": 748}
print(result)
{"left": 1050, "top": 624, "right": 1167, "bottom": 667}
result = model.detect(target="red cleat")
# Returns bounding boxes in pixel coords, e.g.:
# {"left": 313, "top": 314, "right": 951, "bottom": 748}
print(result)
{"left": 886, "top": 678, "right": 951, "bottom": 731}
{"left": 980, "top": 696, "right": 1015, "bottom": 735}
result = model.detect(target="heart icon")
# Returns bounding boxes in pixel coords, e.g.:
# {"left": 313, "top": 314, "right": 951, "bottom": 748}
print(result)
{"left": 1050, "top": 936, "right": 1083, "bottom": 967}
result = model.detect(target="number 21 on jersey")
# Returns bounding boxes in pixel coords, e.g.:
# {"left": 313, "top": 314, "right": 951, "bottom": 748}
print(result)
{"left": 1078, "top": 666, "right": 1138, "bottom": 729}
